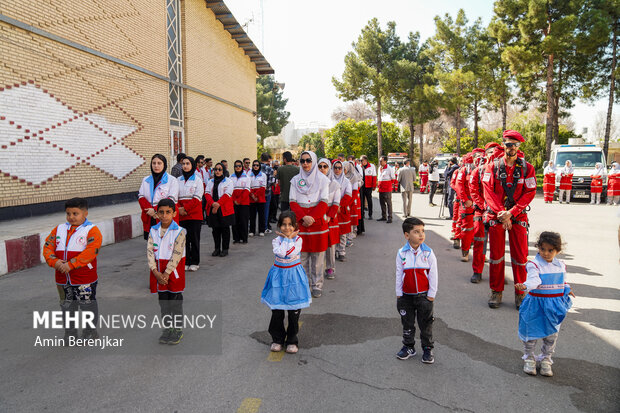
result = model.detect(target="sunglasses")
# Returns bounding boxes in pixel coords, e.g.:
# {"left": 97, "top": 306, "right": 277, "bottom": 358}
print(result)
{"left": 300, "top": 158, "right": 312, "bottom": 164}
{"left": 318, "top": 164, "right": 329, "bottom": 169}
{"left": 234, "top": 164, "right": 242, "bottom": 168}
{"left": 253, "top": 164, "right": 260, "bottom": 167}
{"left": 333, "top": 166, "right": 342, "bottom": 170}
{"left": 214, "top": 168, "right": 223, "bottom": 171}
{"left": 504, "top": 142, "right": 520, "bottom": 148}
{"left": 244, "top": 161, "right": 250, "bottom": 164}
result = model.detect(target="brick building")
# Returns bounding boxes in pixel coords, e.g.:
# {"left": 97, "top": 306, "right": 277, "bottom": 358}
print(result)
{"left": 0, "top": 0, "right": 272, "bottom": 218}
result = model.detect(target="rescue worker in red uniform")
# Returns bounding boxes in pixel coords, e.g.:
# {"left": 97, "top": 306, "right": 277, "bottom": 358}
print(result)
{"left": 450, "top": 159, "right": 462, "bottom": 249}
{"left": 455, "top": 153, "right": 476, "bottom": 262}
{"left": 482, "top": 130, "right": 536, "bottom": 310}
{"left": 468, "top": 143, "right": 502, "bottom": 283}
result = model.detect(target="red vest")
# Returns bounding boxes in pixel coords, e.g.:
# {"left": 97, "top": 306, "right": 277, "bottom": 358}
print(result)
{"left": 559, "top": 174, "right": 573, "bottom": 190}
{"left": 149, "top": 223, "right": 186, "bottom": 293}
{"left": 54, "top": 222, "right": 98, "bottom": 285}
{"left": 590, "top": 175, "right": 603, "bottom": 193}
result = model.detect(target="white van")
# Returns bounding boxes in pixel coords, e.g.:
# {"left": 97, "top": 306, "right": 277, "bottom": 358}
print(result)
{"left": 547, "top": 144, "right": 607, "bottom": 201}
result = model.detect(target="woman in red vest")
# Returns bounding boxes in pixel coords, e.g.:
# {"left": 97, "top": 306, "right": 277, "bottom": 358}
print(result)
{"left": 205, "top": 163, "right": 235, "bottom": 257}
{"left": 558, "top": 160, "right": 574, "bottom": 204}
{"left": 542, "top": 161, "right": 556, "bottom": 203}
{"left": 319, "top": 158, "right": 341, "bottom": 280}
{"left": 331, "top": 160, "right": 352, "bottom": 262}
{"left": 608, "top": 162, "right": 620, "bottom": 205}
{"left": 589, "top": 162, "right": 605, "bottom": 205}
{"left": 138, "top": 154, "right": 179, "bottom": 239}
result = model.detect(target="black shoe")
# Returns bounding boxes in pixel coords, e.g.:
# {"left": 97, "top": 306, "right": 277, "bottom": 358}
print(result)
{"left": 386, "top": 219, "right": 392, "bottom": 224}
{"left": 377, "top": 217, "right": 387, "bottom": 221}
{"left": 232, "top": 240, "right": 239, "bottom": 244}
{"left": 396, "top": 345, "right": 416, "bottom": 360}
{"left": 63, "top": 329, "right": 78, "bottom": 345}
{"left": 212, "top": 250, "right": 220, "bottom": 256}
{"left": 422, "top": 347, "right": 434, "bottom": 364}
{"left": 159, "top": 328, "right": 172, "bottom": 344}
{"left": 241, "top": 240, "right": 248, "bottom": 244}
{"left": 168, "top": 329, "right": 183, "bottom": 345}
{"left": 81, "top": 329, "right": 99, "bottom": 340}
{"left": 470, "top": 273, "right": 482, "bottom": 283}
{"left": 219, "top": 249, "right": 228, "bottom": 257}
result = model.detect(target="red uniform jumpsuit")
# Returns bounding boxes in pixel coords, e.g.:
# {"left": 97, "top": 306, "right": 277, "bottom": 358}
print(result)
{"left": 468, "top": 161, "right": 487, "bottom": 275}
{"left": 450, "top": 169, "right": 461, "bottom": 240}
{"left": 455, "top": 163, "right": 475, "bottom": 253}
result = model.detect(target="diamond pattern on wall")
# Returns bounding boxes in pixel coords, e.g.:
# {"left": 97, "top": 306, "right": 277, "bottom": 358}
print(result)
{"left": 0, "top": 82, "right": 145, "bottom": 186}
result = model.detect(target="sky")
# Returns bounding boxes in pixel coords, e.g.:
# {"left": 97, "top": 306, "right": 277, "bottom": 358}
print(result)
{"left": 225, "top": 0, "right": 617, "bottom": 138}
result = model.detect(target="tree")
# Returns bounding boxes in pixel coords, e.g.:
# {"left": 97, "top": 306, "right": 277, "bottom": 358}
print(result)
{"left": 385, "top": 33, "right": 440, "bottom": 163}
{"left": 256, "top": 75, "right": 290, "bottom": 145}
{"left": 297, "top": 132, "right": 326, "bottom": 158}
{"left": 492, "top": 0, "right": 587, "bottom": 161}
{"left": 333, "top": 18, "right": 402, "bottom": 160}
{"left": 428, "top": 10, "right": 476, "bottom": 156}
{"left": 486, "top": 22, "right": 513, "bottom": 131}
{"left": 331, "top": 101, "right": 375, "bottom": 122}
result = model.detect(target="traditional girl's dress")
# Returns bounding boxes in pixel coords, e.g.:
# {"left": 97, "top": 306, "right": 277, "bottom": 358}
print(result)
{"left": 261, "top": 235, "right": 312, "bottom": 310}
{"left": 518, "top": 254, "right": 572, "bottom": 343}
{"left": 542, "top": 163, "right": 556, "bottom": 203}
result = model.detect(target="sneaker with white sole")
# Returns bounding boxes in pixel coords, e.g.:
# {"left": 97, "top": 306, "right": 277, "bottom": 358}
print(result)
{"left": 285, "top": 344, "right": 298, "bottom": 354}
{"left": 396, "top": 345, "right": 416, "bottom": 360}
{"left": 540, "top": 360, "right": 553, "bottom": 376}
{"left": 259, "top": 232, "right": 265, "bottom": 237}
{"left": 422, "top": 347, "right": 434, "bottom": 364}
{"left": 270, "top": 343, "right": 283, "bottom": 352}
{"left": 249, "top": 233, "right": 255, "bottom": 237}
{"left": 188, "top": 265, "right": 199, "bottom": 272}
{"left": 265, "top": 229, "right": 272, "bottom": 234}
{"left": 523, "top": 358, "right": 537, "bottom": 375}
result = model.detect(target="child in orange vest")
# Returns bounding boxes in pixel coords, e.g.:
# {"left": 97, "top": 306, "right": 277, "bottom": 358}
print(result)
{"left": 43, "top": 198, "right": 103, "bottom": 342}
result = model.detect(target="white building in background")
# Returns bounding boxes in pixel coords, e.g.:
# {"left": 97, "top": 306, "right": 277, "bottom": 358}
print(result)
{"left": 280, "top": 121, "right": 328, "bottom": 146}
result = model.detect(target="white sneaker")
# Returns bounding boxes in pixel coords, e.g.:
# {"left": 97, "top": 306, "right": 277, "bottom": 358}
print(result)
{"left": 259, "top": 232, "right": 265, "bottom": 237}
{"left": 249, "top": 233, "right": 254, "bottom": 237}
{"left": 185, "top": 265, "right": 189, "bottom": 270}
{"left": 540, "top": 360, "right": 553, "bottom": 376}
{"left": 523, "top": 359, "right": 537, "bottom": 375}
{"left": 265, "top": 229, "right": 272, "bottom": 234}
{"left": 270, "top": 343, "right": 282, "bottom": 352}
{"left": 285, "top": 344, "right": 298, "bottom": 354}
{"left": 188, "top": 265, "right": 199, "bottom": 272}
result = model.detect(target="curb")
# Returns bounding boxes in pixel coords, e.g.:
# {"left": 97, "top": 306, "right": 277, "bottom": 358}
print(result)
{"left": 0, "top": 213, "right": 142, "bottom": 277}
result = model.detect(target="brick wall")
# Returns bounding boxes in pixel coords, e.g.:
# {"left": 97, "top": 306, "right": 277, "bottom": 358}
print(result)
{"left": 0, "top": 0, "right": 259, "bottom": 209}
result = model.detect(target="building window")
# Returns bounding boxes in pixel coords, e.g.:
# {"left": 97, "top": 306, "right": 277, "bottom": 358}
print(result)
{"left": 166, "top": 0, "right": 183, "bottom": 128}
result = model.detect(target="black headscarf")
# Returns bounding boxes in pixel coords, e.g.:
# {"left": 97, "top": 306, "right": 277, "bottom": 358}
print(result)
{"left": 212, "top": 163, "right": 225, "bottom": 201}
{"left": 150, "top": 154, "right": 167, "bottom": 188}
{"left": 252, "top": 161, "right": 261, "bottom": 176}
{"left": 181, "top": 156, "right": 196, "bottom": 181}
{"left": 234, "top": 160, "right": 244, "bottom": 178}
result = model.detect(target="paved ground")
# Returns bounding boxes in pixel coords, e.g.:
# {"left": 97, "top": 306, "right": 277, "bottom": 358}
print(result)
{"left": 0, "top": 193, "right": 618, "bottom": 413}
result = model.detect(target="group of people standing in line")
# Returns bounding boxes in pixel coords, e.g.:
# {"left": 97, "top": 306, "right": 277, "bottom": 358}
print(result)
{"left": 542, "top": 160, "right": 620, "bottom": 205}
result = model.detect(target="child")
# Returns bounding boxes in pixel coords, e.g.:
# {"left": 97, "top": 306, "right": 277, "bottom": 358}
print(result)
{"left": 43, "top": 198, "right": 103, "bottom": 341}
{"left": 395, "top": 217, "right": 438, "bottom": 364}
{"left": 147, "top": 199, "right": 187, "bottom": 345}
{"left": 261, "top": 211, "right": 312, "bottom": 354}
{"left": 516, "top": 231, "right": 574, "bottom": 377}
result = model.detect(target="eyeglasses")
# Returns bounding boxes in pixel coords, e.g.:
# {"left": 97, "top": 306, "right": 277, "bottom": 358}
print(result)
{"left": 333, "top": 166, "right": 342, "bottom": 170}
{"left": 318, "top": 164, "right": 329, "bottom": 169}
{"left": 299, "top": 158, "right": 312, "bottom": 164}
{"left": 504, "top": 142, "right": 521, "bottom": 148}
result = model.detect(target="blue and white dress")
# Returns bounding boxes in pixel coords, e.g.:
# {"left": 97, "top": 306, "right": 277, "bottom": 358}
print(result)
{"left": 261, "top": 236, "right": 312, "bottom": 310}
{"left": 518, "top": 254, "right": 572, "bottom": 341}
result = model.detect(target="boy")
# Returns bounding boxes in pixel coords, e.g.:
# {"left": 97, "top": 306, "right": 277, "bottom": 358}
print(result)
{"left": 395, "top": 217, "right": 438, "bottom": 363}
{"left": 43, "top": 198, "right": 103, "bottom": 341}
{"left": 147, "top": 199, "right": 187, "bottom": 345}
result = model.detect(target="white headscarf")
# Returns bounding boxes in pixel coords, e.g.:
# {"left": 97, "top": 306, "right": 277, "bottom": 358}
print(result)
{"left": 330, "top": 160, "right": 352, "bottom": 198}
{"left": 319, "top": 158, "right": 341, "bottom": 203}
{"left": 610, "top": 162, "right": 620, "bottom": 176}
{"left": 343, "top": 160, "right": 362, "bottom": 187}
{"left": 291, "top": 151, "right": 327, "bottom": 196}
{"left": 543, "top": 161, "right": 556, "bottom": 175}
{"left": 562, "top": 160, "right": 574, "bottom": 175}
{"left": 591, "top": 162, "right": 606, "bottom": 177}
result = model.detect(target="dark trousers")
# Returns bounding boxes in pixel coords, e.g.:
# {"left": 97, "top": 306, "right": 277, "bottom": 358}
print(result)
{"left": 280, "top": 201, "right": 290, "bottom": 212}
{"left": 158, "top": 291, "right": 183, "bottom": 329}
{"left": 397, "top": 294, "right": 434, "bottom": 349}
{"left": 212, "top": 226, "right": 230, "bottom": 251}
{"left": 428, "top": 181, "right": 439, "bottom": 204}
{"left": 61, "top": 282, "right": 98, "bottom": 335}
{"left": 180, "top": 220, "right": 201, "bottom": 265}
{"left": 250, "top": 202, "right": 266, "bottom": 234}
{"left": 379, "top": 191, "right": 392, "bottom": 219}
{"left": 362, "top": 187, "right": 373, "bottom": 217}
{"left": 269, "top": 194, "right": 280, "bottom": 221}
{"left": 357, "top": 190, "right": 365, "bottom": 233}
{"left": 268, "top": 309, "right": 301, "bottom": 345}
{"left": 232, "top": 204, "right": 249, "bottom": 242}
{"left": 446, "top": 187, "right": 455, "bottom": 218}
{"left": 264, "top": 194, "right": 272, "bottom": 230}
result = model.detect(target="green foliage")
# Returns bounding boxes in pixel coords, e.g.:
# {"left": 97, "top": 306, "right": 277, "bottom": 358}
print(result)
{"left": 297, "top": 132, "right": 326, "bottom": 158}
{"left": 440, "top": 128, "right": 502, "bottom": 154}
{"left": 323, "top": 119, "right": 409, "bottom": 164}
{"left": 256, "top": 75, "right": 290, "bottom": 143}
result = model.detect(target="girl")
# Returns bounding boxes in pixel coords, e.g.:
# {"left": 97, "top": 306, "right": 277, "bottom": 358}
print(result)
{"left": 261, "top": 211, "right": 312, "bottom": 354}
{"left": 177, "top": 156, "right": 204, "bottom": 271}
{"left": 289, "top": 151, "right": 330, "bottom": 298}
{"left": 318, "top": 158, "right": 341, "bottom": 280}
{"left": 607, "top": 162, "right": 620, "bottom": 205}
{"left": 231, "top": 160, "right": 251, "bottom": 244}
{"left": 138, "top": 154, "right": 179, "bottom": 239}
{"left": 515, "top": 231, "right": 574, "bottom": 377}
{"left": 542, "top": 161, "right": 556, "bottom": 203}
{"left": 589, "top": 162, "right": 606, "bottom": 205}
{"left": 558, "top": 160, "right": 574, "bottom": 204}
{"left": 205, "top": 163, "right": 235, "bottom": 257}
{"left": 331, "top": 160, "right": 352, "bottom": 262}
{"left": 345, "top": 161, "right": 362, "bottom": 244}
{"left": 249, "top": 160, "right": 267, "bottom": 237}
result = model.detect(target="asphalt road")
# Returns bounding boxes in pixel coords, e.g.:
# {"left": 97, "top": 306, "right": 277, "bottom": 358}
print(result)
{"left": 0, "top": 193, "right": 618, "bottom": 413}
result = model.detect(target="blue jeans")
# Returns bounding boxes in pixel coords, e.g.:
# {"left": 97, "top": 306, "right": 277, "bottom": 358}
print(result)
{"left": 264, "top": 193, "right": 272, "bottom": 229}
